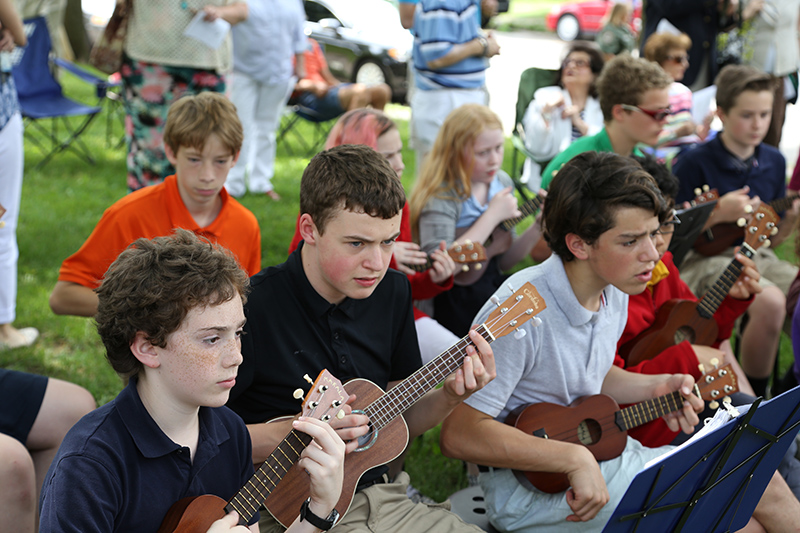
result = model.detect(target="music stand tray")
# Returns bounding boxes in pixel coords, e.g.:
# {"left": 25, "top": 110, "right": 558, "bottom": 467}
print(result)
{"left": 668, "top": 202, "right": 716, "bottom": 269}
{"left": 602, "top": 386, "right": 800, "bottom": 533}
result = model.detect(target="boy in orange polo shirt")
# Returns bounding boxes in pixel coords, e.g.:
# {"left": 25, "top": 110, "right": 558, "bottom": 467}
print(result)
{"left": 49, "top": 92, "right": 261, "bottom": 318}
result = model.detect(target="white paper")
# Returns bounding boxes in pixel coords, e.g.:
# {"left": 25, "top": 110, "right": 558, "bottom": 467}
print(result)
{"left": 182, "top": 11, "right": 231, "bottom": 50}
{"left": 692, "top": 85, "right": 717, "bottom": 124}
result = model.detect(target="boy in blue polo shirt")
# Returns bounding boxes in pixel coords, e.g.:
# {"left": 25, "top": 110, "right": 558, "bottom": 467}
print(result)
{"left": 39, "top": 230, "right": 346, "bottom": 533}
{"left": 673, "top": 64, "right": 800, "bottom": 399}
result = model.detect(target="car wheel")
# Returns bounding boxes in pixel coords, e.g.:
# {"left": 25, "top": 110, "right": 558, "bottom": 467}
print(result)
{"left": 556, "top": 14, "right": 580, "bottom": 42}
{"left": 354, "top": 59, "right": 388, "bottom": 87}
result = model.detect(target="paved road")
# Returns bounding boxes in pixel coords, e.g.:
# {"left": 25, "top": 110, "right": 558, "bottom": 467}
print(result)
{"left": 483, "top": 30, "right": 799, "bottom": 175}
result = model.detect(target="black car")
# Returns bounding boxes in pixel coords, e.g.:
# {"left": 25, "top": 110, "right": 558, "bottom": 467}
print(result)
{"left": 304, "top": 0, "right": 413, "bottom": 103}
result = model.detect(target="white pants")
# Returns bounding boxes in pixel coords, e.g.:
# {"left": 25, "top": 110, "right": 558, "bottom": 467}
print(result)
{"left": 410, "top": 88, "right": 487, "bottom": 176}
{"left": 0, "top": 113, "right": 23, "bottom": 324}
{"left": 415, "top": 315, "right": 460, "bottom": 365}
{"left": 226, "top": 72, "right": 295, "bottom": 197}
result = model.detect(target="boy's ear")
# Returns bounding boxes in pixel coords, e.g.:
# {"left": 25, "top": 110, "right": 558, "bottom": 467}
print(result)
{"left": 716, "top": 107, "right": 727, "bottom": 124}
{"left": 565, "top": 232, "right": 590, "bottom": 260}
{"left": 131, "top": 332, "right": 161, "bottom": 369}
{"left": 231, "top": 149, "right": 241, "bottom": 166}
{"left": 164, "top": 144, "right": 178, "bottom": 167}
{"left": 298, "top": 213, "right": 318, "bottom": 245}
{"left": 611, "top": 103, "right": 626, "bottom": 123}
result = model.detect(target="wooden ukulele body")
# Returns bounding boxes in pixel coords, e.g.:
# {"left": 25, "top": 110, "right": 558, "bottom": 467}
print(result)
{"left": 265, "top": 378, "right": 409, "bottom": 527}
{"left": 693, "top": 223, "right": 742, "bottom": 257}
{"left": 620, "top": 299, "right": 719, "bottom": 367}
{"left": 157, "top": 494, "right": 227, "bottom": 533}
{"left": 507, "top": 395, "right": 626, "bottom": 493}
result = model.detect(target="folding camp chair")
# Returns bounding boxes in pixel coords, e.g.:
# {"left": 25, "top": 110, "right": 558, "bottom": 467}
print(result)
{"left": 510, "top": 67, "right": 559, "bottom": 184}
{"left": 11, "top": 16, "right": 113, "bottom": 169}
{"left": 276, "top": 96, "right": 340, "bottom": 157}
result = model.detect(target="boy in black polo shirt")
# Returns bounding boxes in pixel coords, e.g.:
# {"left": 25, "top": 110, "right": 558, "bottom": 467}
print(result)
{"left": 227, "top": 144, "right": 496, "bottom": 532}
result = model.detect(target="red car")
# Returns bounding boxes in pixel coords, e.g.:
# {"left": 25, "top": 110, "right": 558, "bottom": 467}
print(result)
{"left": 545, "top": 0, "right": 641, "bottom": 42}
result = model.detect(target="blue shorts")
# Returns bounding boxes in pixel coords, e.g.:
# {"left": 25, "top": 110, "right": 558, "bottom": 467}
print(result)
{"left": 297, "top": 84, "right": 348, "bottom": 121}
{"left": 0, "top": 368, "right": 48, "bottom": 445}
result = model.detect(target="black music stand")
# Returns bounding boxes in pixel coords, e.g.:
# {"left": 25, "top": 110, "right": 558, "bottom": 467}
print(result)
{"left": 668, "top": 202, "right": 716, "bottom": 269}
{"left": 602, "top": 385, "right": 800, "bottom": 533}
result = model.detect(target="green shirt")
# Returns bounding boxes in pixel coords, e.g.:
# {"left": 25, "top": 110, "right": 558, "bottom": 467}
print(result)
{"left": 540, "top": 128, "right": 644, "bottom": 189}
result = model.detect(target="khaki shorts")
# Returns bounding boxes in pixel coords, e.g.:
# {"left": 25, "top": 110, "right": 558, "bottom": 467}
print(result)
{"left": 258, "top": 471, "right": 483, "bottom": 533}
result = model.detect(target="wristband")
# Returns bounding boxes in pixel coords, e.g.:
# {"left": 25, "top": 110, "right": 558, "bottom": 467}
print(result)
{"left": 477, "top": 35, "right": 489, "bottom": 57}
{"left": 299, "top": 498, "right": 339, "bottom": 531}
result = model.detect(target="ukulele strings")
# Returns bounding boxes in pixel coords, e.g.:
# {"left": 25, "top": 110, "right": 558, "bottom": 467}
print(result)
{"left": 226, "top": 395, "right": 339, "bottom": 519}
{"left": 364, "top": 296, "right": 534, "bottom": 430}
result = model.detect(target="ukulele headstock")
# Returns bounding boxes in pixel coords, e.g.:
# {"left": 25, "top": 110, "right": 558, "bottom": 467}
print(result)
{"left": 696, "top": 361, "right": 739, "bottom": 409}
{"left": 448, "top": 240, "right": 488, "bottom": 272}
{"left": 484, "top": 282, "right": 546, "bottom": 340}
{"left": 293, "top": 370, "right": 348, "bottom": 422}
{"left": 743, "top": 204, "right": 779, "bottom": 252}
{"left": 691, "top": 186, "right": 719, "bottom": 206}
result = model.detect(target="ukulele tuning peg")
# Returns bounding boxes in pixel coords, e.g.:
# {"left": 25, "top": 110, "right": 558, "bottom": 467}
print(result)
{"left": 336, "top": 409, "right": 345, "bottom": 419}
{"left": 303, "top": 374, "right": 313, "bottom": 384}
{"left": 723, "top": 396, "right": 731, "bottom": 404}
{"left": 293, "top": 388, "right": 305, "bottom": 400}
{"left": 763, "top": 239, "right": 771, "bottom": 249}
{"left": 514, "top": 328, "right": 527, "bottom": 340}
{"left": 457, "top": 254, "right": 466, "bottom": 262}
{"left": 465, "top": 242, "right": 474, "bottom": 250}
{"left": 531, "top": 316, "right": 542, "bottom": 327}
{"left": 709, "top": 400, "right": 719, "bottom": 410}
{"left": 703, "top": 185, "right": 710, "bottom": 192}
{"left": 744, "top": 205, "right": 754, "bottom": 214}
{"left": 710, "top": 357, "right": 719, "bottom": 367}
{"left": 697, "top": 363, "right": 706, "bottom": 374}
{"left": 464, "top": 239, "right": 473, "bottom": 245}
{"left": 490, "top": 295, "right": 501, "bottom": 306}
{"left": 318, "top": 384, "right": 328, "bottom": 393}
{"left": 453, "top": 244, "right": 462, "bottom": 253}
{"left": 736, "top": 217, "right": 747, "bottom": 227}
{"left": 755, "top": 212, "right": 764, "bottom": 220}
{"left": 694, "top": 187, "right": 702, "bottom": 196}
{"left": 475, "top": 263, "right": 482, "bottom": 270}
{"left": 507, "top": 283, "right": 516, "bottom": 293}
{"left": 461, "top": 265, "right": 469, "bottom": 272}
{"left": 770, "top": 226, "right": 779, "bottom": 236}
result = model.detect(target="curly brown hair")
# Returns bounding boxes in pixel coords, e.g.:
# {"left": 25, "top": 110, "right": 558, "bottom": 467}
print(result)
{"left": 544, "top": 152, "right": 668, "bottom": 261}
{"left": 95, "top": 229, "right": 250, "bottom": 379}
{"left": 300, "top": 144, "right": 405, "bottom": 235}
{"left": 596, "top": 54, "right": 673, "bottom": 121}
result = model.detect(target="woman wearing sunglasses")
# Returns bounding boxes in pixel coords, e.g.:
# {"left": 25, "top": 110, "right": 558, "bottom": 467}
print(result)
{"left": 643, "top": 32, "right": 712, "bottom": 153}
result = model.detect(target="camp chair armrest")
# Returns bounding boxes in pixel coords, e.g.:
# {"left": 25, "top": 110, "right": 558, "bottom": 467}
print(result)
{"left": 53, "top": 58, "right": 111, "bottom": 98}
{"left": 511, "top": 132, "right": 537, "bottom": 162}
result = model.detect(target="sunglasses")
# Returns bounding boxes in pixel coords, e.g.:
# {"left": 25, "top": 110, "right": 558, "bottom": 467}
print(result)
{"left": 620, "top": 104, "right": 672, "bottom": 122}
{"left": 665, "top": 55, "right": 689, "bottom": 65}
{"left": 562, "top": 58, "right": 590, "bottom": 69}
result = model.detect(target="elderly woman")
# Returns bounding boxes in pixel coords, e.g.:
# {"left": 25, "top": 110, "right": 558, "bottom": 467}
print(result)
{"left": 643, "top": 31, "right": 710, "bottom": 149}
{"left": 520, "top": 41, "right": 605, "bottom": 188}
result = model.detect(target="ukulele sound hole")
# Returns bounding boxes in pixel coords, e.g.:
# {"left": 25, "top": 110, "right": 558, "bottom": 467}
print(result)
{"left": 577, "top": 419, "right": 602, "bottom": 446}
{"left": 673, "top": 326, "right": 695, "bottom": 345}
{"left": 352, "top": 410, "right": 377, "bottom": 452}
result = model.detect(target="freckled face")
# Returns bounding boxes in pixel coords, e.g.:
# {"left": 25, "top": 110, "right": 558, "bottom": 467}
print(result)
{"left": 150, "top": 297, "right": 245, "bottom": 409}
{"left": 585, "top": 207, "right": 663, "bottom": 295}
{"left": 305, "top": 208, "right": 401, "bottom": 304}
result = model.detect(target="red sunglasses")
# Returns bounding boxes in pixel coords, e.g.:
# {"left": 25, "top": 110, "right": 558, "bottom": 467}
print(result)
{"left": 620, "top": 104, "right": 672, "bottom": 122}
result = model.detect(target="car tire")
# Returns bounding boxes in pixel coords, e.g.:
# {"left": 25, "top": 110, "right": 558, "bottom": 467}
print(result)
{"left": 556, "top": 14, "right": 580, "bottom": 42}
{"left": 354, "top": 59, "right": 388, "bottom": 87}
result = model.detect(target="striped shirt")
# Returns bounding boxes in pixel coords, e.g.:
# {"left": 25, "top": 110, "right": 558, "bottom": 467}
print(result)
{"left": 412, "top": 0, "right": 488, "bottom": 90}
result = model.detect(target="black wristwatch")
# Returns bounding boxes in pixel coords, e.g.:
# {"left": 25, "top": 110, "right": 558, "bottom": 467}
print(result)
{"left": 299, "top": 497, "right": 339, "bottom": 531}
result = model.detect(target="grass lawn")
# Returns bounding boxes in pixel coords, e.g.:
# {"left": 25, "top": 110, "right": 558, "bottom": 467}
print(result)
{"left": 4, "top": 63, "right": 797, "bottom": 504}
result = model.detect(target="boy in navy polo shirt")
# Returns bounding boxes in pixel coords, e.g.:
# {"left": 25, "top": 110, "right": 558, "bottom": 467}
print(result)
{"left": 673, "top": 64, "right": 800, "bottom": 398}
{"left": 39, "top": 230, "right": 346, "bottom": 533}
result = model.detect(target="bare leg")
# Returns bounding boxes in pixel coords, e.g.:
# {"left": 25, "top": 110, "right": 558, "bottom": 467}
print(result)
{"left": 740, "top": 287, "right": 784, "bottom": 380}
{"left": 367, "top": 84, "right": 391, "bottom": 110}
{"left": 26, "top": 377, "right": 95, "bottom": 524}
{"left": 0, "top": 433, "right": 36, "bottom": 533}
{"left": 337, "top": 83, "right": 370, "bottom": 111}
{"left": 749, "top": 472, "right": 800, "bottom": 532}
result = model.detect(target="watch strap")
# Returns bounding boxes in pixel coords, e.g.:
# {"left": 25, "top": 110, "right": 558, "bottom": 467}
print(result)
{"left": 299, "top": 497, "right": 339, "bottom": 531}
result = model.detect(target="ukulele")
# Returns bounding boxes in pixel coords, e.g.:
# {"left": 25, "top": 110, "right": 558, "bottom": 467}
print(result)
{"left": 500, "top": 193, "right": 545, "bottom": 232}
{"left": 157, "top": 370, "right": 347, "bottom": 533}
{"left": 694, "top": 192, "right": 795, "bottom": 257}
{"left": 619, "top": 204, "right": 779, "bottom": 367}
{"left": 265, "top": 282, "right": 548, "bottom": 527}
{"left": 506, "top": 362, "right": 738, "bottom": 494}
{"left": 404, "top": 241, "right": 487, "bottom": 273}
